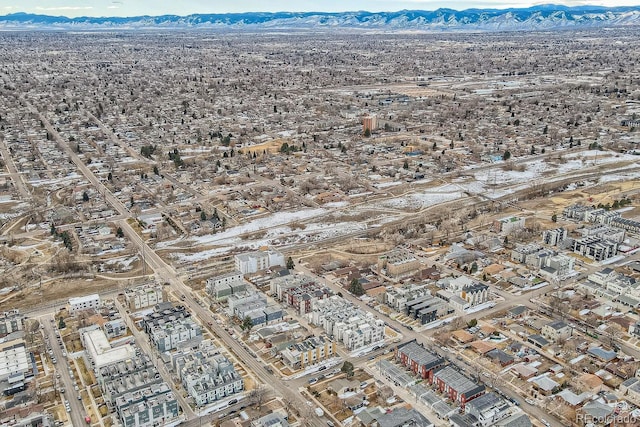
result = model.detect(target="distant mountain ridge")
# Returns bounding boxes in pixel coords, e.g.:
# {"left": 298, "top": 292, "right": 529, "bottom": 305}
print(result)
{"left": 2, "top": 4, "right": 640, "bottom": 32}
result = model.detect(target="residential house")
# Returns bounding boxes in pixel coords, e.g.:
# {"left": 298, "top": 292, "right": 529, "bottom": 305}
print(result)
{"left": 541, "top": 321, "right": 572, "bottom": 342}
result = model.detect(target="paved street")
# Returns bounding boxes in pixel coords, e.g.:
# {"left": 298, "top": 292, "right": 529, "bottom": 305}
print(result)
{"left": 113, "top": 299, "right": 195, "bottom": 419}
{"left": 25, "top": 100, "right": 637, "bottom": 427}
{"left": 42, "top": 317, "right": 87, "bottom": 426}
{"left": 32, "top": 105, "right": 329, "bottom": 426}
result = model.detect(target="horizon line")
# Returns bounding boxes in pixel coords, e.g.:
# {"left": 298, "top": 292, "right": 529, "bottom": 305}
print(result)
{"left": 2, "top": 3, "right": 639, "bottom": 20}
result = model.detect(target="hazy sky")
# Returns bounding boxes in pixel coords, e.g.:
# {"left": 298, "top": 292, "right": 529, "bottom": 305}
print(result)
{"left": 1, "top": 1, "right": 638, "bottom": 17}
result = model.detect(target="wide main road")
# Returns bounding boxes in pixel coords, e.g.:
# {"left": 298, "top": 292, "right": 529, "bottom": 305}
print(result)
{"left": 31, "top": 105, "right": 328, "bottom": 427}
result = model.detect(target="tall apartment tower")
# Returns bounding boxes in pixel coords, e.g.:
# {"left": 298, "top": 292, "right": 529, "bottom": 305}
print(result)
{"left": 362, "top": 114, "right": 377, "bottom": 134}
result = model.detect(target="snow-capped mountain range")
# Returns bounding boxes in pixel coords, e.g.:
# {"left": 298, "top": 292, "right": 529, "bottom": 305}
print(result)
{"left": 2, "top": 4, "right": 640, "bottom": 32}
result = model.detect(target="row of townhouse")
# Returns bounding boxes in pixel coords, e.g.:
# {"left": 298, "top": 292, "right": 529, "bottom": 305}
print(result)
{"left": 173, "top": 341, "right": 244, "bottom": 406}
{"left": 206, "top": 270, "right": 247, "bottom": 301}
{"left": 310, "top": 296, "right": 385, "bottom": 351}
{"left": 97, "top": 355, "right": 180, "bottom": 427}
{"left": 280, "top": 335, "right": 336, "bottom": 369}
{"left": 125, "top": 284, "right": 166, "bottom": 311}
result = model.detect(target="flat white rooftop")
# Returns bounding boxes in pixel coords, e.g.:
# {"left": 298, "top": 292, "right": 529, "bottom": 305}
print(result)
{"left": 84, "top": 328, "right": 135, "bottom": 369}
{"left": 69, "top": 294, "right": 100, "bottom": 305}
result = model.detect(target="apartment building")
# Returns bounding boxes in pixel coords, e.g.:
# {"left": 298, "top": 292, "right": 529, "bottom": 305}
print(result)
{"left": 464, "top": 392, "right": 513, "bottom": 427}
{"left": 385, "top": 284, "right": 430, "bottom": 311}
{"left": 563, "top": 204, "right": 593, "bottom": 221}
{"left": 0, "top": 341, "right": 31, "bottom": 396}
{"left": 116, "top": 383, "right": 179, "bottom": 427}
{"left": 206, "top": 270, "right": 246, "bottom": 301}
{"left": 492, "top": 216, "right": 525, "bottom": 234}
{"left": 173, "top": 342, "right": 244, "bottom": 406}
{"left": 542, "top": 227, "right": 567, "bottom": 246}
{"left": 541, "top": 320, "right": 573, "bottom": 342}
{"left": 280, "top": 335, "right": 336, "bottom": 369}
{"left": 310, "top": 296, "right": 385, "bottom": 351}
{"left": 82, "top": 326, "right": 136, "bottom": 370}
{"left": 228, "top": 292, "right": 283, "bottom": 326}
{"left": 541, "top": 254, "right": 575, "bottom": 278}
{"left": 587, "top": 209, "right": 621, "bottom": 225}
{"left": 270, "top": 274, "right": 315, "bottom": 300}
{"left": 573, "top": 236, "right": 618, "bottom": 261}
{"left": 405, "top": 294, "right": 451, "bottom": 324}
{"left": 0, "top": 310, "right": 24, "bottom": 337}
{"left": 279, "top": 281, "right": 330, "bottom": 315}
{"left": 125, "top": 284, "right": 166, "bottom": 311}
{"left": 68, "top": 293, "right": 101, "bottom": 315}
{"left": 611, "top": 217, "right": 640, "bottom": 234}
{"left": 235, "top": 249, "right": 285, "bottom": 274}
{"left": 97, "top": 355, "right": 158, "bottom": 401}
{"left": 580, "top": 224, "right": 626, "bottom": 243}
{"left": 142, "top": 304, "right": 190, "bottom": 333}
{"left": 362, "top": 113, "right": 377, "bottom": 133}
{"left": 511, "top": 243, "right": 543, "bottom": 264}
{"left": 378, "top": 248, "right": 421, "bottom": 277}
{"left": 148, "top": 318, "right": 202, "bottom": 352}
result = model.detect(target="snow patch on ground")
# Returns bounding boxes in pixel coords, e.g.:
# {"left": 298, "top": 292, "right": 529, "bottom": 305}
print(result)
{"left": 191, "top": 208, "right": 327, "bottom": 246}
{"left": 175, "top": 219, "right": 367, "bottom": 262}
{"left": 374, "top": 191, "right": 462, "bottom": 210}
{"left": 323, "top": 201, "right": 350, "bottom": 208}
{"left": 598, "top": 167, "right": 640, "bottom": 183}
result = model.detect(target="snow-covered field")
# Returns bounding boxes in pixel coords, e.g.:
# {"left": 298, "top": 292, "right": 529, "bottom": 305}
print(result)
{"left": 163, "top": 208, "right": 329, "bottom": 248}
{"left": 173, "top": 217, "right": 368, "bottom": 263}
{"left": 373, "top": 190, "right": 463, "bottom": 210}
{"left": 161, "top": 150, "right": 640, "bottom": 262}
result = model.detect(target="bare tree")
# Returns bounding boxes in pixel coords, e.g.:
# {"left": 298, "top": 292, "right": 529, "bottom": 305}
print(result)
{"left": 248, "top": 384, "right": 268, "bottom": 410}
